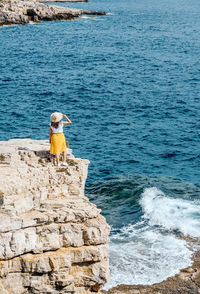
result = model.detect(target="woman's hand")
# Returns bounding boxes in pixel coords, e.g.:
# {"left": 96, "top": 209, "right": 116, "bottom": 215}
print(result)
{"left": 62, "top": 114, "right": 72, "bottom": 124}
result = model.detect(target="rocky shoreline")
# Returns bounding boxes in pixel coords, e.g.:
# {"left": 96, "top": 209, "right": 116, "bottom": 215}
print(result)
{"left": 0, "top": 0, "right": 106, "bottom": 26}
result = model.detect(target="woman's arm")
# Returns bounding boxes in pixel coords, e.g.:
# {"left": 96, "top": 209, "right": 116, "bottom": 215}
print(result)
{"left": 49, "top": 127, "right": 52, "bottom": 143}
{"left": 62, "top": 114, "right": 72, "bottom": 125}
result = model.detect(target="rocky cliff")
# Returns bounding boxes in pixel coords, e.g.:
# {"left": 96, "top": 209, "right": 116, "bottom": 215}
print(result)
{"left": 0, "top": 139, "right": 110, "bottom": 294}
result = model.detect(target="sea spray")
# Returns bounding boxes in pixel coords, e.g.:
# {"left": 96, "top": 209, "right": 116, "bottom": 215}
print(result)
{"left": 140, "top": 187, "right": 200, "bottom": 237}
{"left": 88, "top": 176, "right": 200, "bottom": 289}
{"left": 105, "top": 223, "right": 192, "bottom": 289}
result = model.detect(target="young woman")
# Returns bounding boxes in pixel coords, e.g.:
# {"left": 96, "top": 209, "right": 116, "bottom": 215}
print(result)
{"left": 49, "top": 112, "right": 71, "bottom": 166}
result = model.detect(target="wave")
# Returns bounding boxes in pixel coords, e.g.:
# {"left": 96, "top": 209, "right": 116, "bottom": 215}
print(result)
{"left": 140, "top": 187, "right": 200, "bottom": 237}
{"left": 104, "top": 223, "right": 193, "bottom": 289}
{"left": 87, "top": 175, "right": 200, "bottom": 229}
{"left": 88, "top": 175, "right": 200, "bottom": 289}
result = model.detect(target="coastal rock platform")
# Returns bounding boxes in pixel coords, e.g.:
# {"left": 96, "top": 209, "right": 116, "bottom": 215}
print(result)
{"left": 0, "top": 139, "right": 110, "bottom": 294}
{"left": 0, "top": 0, "right": 106, "bottom": 26}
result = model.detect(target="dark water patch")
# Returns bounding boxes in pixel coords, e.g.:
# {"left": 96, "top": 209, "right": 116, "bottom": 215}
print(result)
{"left": 161, "top": 152, "right": 179, "bottom": 159}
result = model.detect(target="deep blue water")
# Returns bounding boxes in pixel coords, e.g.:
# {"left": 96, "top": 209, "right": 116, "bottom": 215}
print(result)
{"left": 1, "top": 0, "right": 200, "bottom": 287}
{"left": 1, "top": 0, "right": 200, "bottom": 184}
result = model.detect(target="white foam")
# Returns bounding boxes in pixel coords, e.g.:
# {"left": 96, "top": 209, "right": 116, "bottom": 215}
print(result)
{"left": 104, "top": 186, "right": 200, "bottom": 289}
{"left": 0, "top": 24, "right": 18, "bottom": 28}
{"left": 140, "top": 187, "right": 200, "bottom": 237}
{"left": 104, "top": 223, "right": 193, "bottom": 289}
{"left": 80, "top": 16, "right": 91, "bottom": 19}
{"left": 28, "top": 21, "right": 40, "bottom": 25}
{"left": 80, "top": 16, "right": 105, "bottom": 21}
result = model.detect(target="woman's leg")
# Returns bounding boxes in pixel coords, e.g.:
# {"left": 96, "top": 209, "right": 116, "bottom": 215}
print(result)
{"left": 55, "top": 153, "right": 60, "bottom": 165}
{"left": 62, "top": 151, "right": 66, "bottom": 162}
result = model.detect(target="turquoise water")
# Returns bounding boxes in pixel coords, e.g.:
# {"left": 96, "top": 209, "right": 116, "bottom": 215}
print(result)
{"left": 1, "top": 0, "right": 200, "bottom": 288}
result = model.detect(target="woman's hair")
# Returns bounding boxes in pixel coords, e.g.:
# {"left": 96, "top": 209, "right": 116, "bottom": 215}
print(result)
{"left": 51, "top": 121, "right": 60, "bottom": 129}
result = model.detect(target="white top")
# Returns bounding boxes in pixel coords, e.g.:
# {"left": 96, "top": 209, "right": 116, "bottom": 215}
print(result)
{"left": 50, "top": 121, "right": 64, "bottom": 134}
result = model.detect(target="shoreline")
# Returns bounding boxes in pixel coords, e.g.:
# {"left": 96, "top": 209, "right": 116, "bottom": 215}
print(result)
{"left": 0, "top": 0, "right": 106, "bottom": 26}
{"left": 103, "top": 247, "right": 200, "bottom": 294}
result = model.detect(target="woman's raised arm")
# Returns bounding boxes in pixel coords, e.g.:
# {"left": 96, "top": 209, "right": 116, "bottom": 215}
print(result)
{"left": 62, "top": 114, "right": 72, "bottom": 125}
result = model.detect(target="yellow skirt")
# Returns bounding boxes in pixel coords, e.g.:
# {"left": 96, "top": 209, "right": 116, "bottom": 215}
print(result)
{"left": 50, "top": 133, "right": 66, "bottom": 155}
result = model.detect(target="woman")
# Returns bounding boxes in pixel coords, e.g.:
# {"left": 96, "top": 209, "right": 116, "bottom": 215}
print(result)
{"left": 49, "top": 112, "right": 71, "bottom": 166}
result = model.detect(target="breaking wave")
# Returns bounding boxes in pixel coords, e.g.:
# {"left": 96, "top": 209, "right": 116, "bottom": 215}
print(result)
{"left": 87, "top": 175, "right": 200, "bottom": 289}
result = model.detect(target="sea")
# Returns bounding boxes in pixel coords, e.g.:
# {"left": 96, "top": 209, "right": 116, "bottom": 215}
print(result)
{"left": 0, "top": 0, "right": 200, "bottom": 289}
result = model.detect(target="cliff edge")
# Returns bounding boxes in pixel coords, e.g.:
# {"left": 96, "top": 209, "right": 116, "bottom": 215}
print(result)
{"left": 0, "top": 139, "right": 110, "bottom": 294}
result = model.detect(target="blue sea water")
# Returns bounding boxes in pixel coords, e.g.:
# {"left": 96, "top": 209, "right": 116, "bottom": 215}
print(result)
{"left": 1, "top": 0, "right": 200, "bottom": 288}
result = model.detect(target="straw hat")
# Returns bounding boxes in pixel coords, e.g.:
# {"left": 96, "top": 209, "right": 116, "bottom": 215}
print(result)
{"left": 50, "top": 112, "right": 63, "bottom": 123}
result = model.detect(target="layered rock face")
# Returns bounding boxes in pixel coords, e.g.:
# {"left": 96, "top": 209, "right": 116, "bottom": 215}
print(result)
{"left": 0, "top": 139, "right": 110, "bottom": 294}
{"left": 0, "top": 0, "right": 106, "bottom": 26}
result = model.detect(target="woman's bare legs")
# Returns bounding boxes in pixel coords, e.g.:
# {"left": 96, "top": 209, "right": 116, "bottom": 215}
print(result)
{"left": 54, "top": 152, "right": 66, "bottom": 166}
{"left": 55, "top": 153, "right": 60, "bottom": 165}
{"left": 62, "top": 151, "right": 66, "bottom": 162}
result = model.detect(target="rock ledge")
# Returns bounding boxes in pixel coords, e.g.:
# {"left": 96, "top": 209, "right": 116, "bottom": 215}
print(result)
{"left": 0, "top": 139, "right": 110, "bottom": 294}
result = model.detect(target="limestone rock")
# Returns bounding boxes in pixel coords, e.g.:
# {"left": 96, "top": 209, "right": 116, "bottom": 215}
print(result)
{"left": 0, "top": 0, "right": 106, "bottom": 26}
{"left": 0, "top": 139, "right": 110, "bottom": 294}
